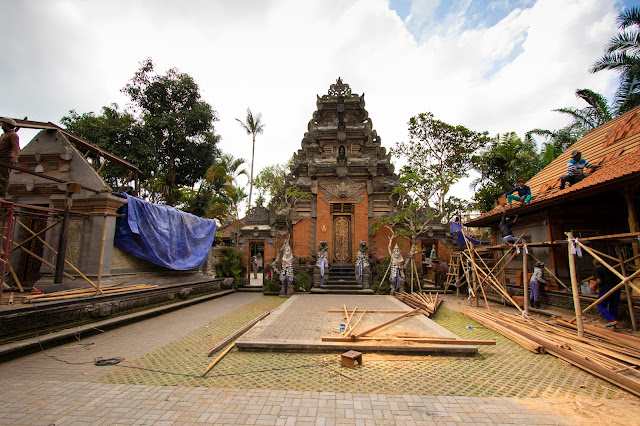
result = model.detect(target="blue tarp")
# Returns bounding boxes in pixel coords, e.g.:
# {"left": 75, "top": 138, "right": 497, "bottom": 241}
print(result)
{"left": 450, "top": 222, "right": 488, "bottom": 246}
{"left": 114, "top": 192, "right": 217, "bottom": 270}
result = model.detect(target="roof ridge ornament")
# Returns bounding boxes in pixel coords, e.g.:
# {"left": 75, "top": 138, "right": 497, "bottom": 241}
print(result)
{"left": 328, "top": 77, "right": 352, "bottom": 97}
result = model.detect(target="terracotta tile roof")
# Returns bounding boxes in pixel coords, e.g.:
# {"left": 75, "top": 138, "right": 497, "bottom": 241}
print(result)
{"left": 467, "top": 106, "right": 640, "bottom": 226}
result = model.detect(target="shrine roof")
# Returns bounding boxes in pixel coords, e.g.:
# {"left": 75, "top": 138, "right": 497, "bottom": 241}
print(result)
{"left": 466, "top": 105, "right": 640, "bottom": 227}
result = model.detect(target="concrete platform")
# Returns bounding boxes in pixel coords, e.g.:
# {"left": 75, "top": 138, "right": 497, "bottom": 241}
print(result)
{"left": 236, "top": 294, "right": 478, "bottom": 355}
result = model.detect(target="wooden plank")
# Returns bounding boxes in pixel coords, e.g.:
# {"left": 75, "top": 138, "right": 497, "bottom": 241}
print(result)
{"left": 207, "top": 309, "right": 273, "bottom": 356}
{"left": 321, "top": 336, "right": 496, "bottom": 345}
{"left": 352, "top": 309, "right": 420, "bottom": 339}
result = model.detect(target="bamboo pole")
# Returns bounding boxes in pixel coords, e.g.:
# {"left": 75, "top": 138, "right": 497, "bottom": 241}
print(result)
{"left": 462, "top": 233, "right": 490, "bottom": 311}
{"left": 567, "top": 232, "right": 585, "bottom": 337}
{"left": 202, "top": 343, "right": 235, "bottom": 376}
{"left": 8, "top": 264, "right": 23, "bottom": 293}
{"left": 207, "top": 309, "right": 273, "bottom": 356}
{"left": 97, "top": 214, "right": 108, "bottom": 290}
{"left": 619, "top": 246, "right": 637, "bottom": 332}
{"left": 523, "top": 247, "right": 529, "bottom": 312}
{"left": 577, "top": 241, "right": 640, "bottom": 295}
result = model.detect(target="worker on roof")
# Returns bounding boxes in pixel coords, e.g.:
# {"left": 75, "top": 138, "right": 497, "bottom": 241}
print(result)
{"left": 559, "top": 150, "right": 600, "bottom": 190}
{"left": 0, "top": 118, "right": 20, "bottom": 199}
{"left": 505, "top": 178, "right": 531, "bottom": 204}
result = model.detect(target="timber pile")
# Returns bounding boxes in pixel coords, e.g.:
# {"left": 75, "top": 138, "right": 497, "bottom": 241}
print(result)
{"left": 396, "top": 292, "right": 442, "bottom": 317}
{"left": 461, "top": 308, "right": 640, "bottom": 398}
{"left": 22, "top": 283, "right": 158, "bottom": 303}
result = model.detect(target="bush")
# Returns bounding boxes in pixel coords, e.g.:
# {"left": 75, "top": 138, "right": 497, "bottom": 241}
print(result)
{"left": 372, "top": 255, "right": 391, "bottom": 294}
{"left": 263, "top": 279, "right": 281, "bottom": 294}
{"left": 215, "top": 247, "right": 244, "bottom": 288}
{"left": 294, "top": 271, "right": 312, "bottom": 292}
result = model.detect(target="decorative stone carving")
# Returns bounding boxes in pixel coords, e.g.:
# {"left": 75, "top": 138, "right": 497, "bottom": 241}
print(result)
{"left": 328, "top": 77, "right": 352, "bottom": 97}
{"left": 320, "top": 177, "right": 365, "bottom": 204}
{"left": 354, "top": 240, "right": 371, "bottom": 288}
{"left": 245, "top": 206, "right": 270, "bottom": 224}
{"left": 315, "top": 241, "right": 329, "bottom": 287}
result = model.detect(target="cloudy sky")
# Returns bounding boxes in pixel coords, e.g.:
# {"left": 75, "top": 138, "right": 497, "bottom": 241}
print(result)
{"left": 0, "top": 0, "right": 636, "bottom": 200}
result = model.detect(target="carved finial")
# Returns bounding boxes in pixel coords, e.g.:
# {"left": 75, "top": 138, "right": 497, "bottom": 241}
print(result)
{"left": 328, "top": 77, "right": 352, "bottom": 97}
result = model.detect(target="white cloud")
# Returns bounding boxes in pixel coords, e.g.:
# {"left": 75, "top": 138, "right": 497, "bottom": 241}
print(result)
{"left": 0, "top": 0, "right": 622, "bottom": 201}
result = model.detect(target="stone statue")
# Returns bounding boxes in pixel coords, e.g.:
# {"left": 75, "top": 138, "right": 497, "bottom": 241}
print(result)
{"left": 390, "top": 244, "right": 405, "bottom": 295}
{"left": 279, "top": 241, "right": 295, "bottom": 296}
{"left": 336, "top": 145, "right": 347, "bottom": 165}
{"left": 355, "top": 240, "right": 370, "bottom": 286}
{"left": 316, "top": 241, "right": 329, "bottom": 286}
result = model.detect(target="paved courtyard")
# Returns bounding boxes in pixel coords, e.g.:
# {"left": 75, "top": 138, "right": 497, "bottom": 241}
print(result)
{"left": 1, "top": 292, "right": 639, "bottom": 424}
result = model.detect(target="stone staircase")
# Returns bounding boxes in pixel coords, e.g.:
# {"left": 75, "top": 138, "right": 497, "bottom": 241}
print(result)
{"left": 311, "top": 264, "right": 374, "bottom": 294}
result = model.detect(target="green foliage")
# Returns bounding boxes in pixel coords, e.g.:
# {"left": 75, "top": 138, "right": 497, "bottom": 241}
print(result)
{"left": 372, "top": 255, "right": 391, "bottom": 294}
{"left": 392, "top": 112, "right": 489, "bottom": 215}
{"left": 254, "top": 159, "right": 310, "bottom": 234}
{"left": 590, "top": 6, "right": 640, "bottom": 115}
{"left": 123, "top": 58, "right": 220, "bottom": 206}
{"left": 61, "top": 58, "right": 221, "bottom": 207}
{"left": 215, "top": 247, "right": 244, "bottom": 287}
{"left": 471, "top": 132, "right": 540, "bottom": 212}
{"left": 262, "top": 279, "right": 281, "bottom": 294}
{"left": 294, "top": 271, "right": 312, "bottom": 292}
{"left": 60, "top": 104, "right": 155, "bottom": 189}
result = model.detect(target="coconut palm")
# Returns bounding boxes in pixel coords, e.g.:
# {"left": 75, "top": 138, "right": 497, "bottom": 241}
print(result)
{"left": 590, "top": 6, "right": 640, "bottom": 114}
{"left": 236, "top": 108, "right": 265, "bottom": 211}
{"left": 554, "top": 89, "right": 613, "bottom": 133}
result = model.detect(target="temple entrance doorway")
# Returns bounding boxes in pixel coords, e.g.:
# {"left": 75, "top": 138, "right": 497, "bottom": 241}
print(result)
{"left": 248, "top": 241, "right": 264, "bottom": 285}
{"left": 332, "top": 215, "right": 352, "bottom": 264}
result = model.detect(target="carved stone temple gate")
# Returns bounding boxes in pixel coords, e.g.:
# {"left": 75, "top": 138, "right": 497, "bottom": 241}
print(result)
{"left": 286, "top": 78, "right": 400, "bottom": 289}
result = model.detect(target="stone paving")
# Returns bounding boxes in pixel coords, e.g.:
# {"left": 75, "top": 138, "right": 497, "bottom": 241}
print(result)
{"left": 236, "top": 295, "right": 476, "bottom": 355}
{"left": 1, "top": 292, "right": 639, "bottom": 424}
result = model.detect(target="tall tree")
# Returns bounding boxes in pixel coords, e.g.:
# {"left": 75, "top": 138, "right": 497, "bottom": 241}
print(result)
{"left": 379, "top": 113, "right": 487, "bottom": 281}
{"left": 591, "top": 6, "right": 640, "bottom": 114}
{"left": 236, "top": 108, "right": 264, "bottom": 211}
{"left": 123, "top": 58, "right": 220, "bottom": 206}
{"left": 472, "top": 132, "right": 539, "bottom": 213}
{"left": 392, "top": 112, "right": 489, "bottom": 215}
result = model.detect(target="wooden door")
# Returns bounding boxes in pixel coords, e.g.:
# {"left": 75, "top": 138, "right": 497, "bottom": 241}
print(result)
{"left": 332, "top": 215, "right": 352, "bottom": 264}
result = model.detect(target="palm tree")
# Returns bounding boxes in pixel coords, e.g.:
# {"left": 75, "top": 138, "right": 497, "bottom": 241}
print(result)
{"left": 236, "top": 108, "right": 265, "bottom": 211}
{"left": 590, "top": 6, "right": 640, "bottom": 114}
{"left": 205, "top": 153, "right": 247, "bottom": 249}
{"left": 554, "top": 89, "right": 613, "bottom": 133}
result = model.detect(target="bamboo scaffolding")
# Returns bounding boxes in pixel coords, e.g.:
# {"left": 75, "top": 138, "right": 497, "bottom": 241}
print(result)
{"left": 16, "top": 220, "right": 101, "bottom": 292}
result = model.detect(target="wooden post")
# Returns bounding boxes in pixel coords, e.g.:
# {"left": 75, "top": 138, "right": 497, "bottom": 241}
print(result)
{"left": 624, "top": 191, "right": 639, "bottom": 306}
{"left": 618, "top": 245, "right": 636, "bottom": 332}
{"left": 567, "top": 231, "right": 584, "bottom": 337}
{"left": 54, "top": 196, "right": 72, "bottom": 284}
{"left": 470, "top": 248, "right": 479, "bottom": 306}
{"left": 523, "top": 248, "right": 529, "bottom": 312}
{"left": 97, "top": 214, "right": 108, "bottom": 290}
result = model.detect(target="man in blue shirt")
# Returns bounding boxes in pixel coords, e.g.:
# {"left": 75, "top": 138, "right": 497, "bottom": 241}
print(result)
{"left": 560, "top": 150, "right": 599, "bottom": 190}
{"left": 505, "top": 178, "right": 531, "bottom": 204}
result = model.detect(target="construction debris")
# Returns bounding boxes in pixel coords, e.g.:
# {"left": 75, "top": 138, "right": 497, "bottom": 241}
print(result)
{"left": 395, "top": 292, "right": 443, "bottom": 317}
{"left": 461, "top": 308, "right": 640, "bottom": 398}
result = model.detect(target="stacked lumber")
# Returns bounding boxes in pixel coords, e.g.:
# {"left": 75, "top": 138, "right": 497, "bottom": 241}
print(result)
{"left": 396, "top": 292, "right": 442, "bottom": 317}
{"left": 461, "top": 308, "right": 640, "bottom": 398}
{"left": 23, "top": 283, "right": 157, "bottom": 303}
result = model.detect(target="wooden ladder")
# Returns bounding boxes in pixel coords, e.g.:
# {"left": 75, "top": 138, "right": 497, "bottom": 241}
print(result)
{"left": 443, "top": 253, "right": 462, "bottom": 295}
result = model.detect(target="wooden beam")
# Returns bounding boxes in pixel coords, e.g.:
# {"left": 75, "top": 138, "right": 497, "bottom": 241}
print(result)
{"left": 321, "top": 336, "right": 496, "bottom": 345}
{"left": 567, "top": 231, "right": 585, "bottom": 337}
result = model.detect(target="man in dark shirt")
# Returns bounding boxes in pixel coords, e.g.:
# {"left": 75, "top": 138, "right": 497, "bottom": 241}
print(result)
{"left": 499, "top": 205, "right": 519, "bottom": 244}
{"left": 592, "top": 259, "right": 621, "bottom": 327}
{"left": 505, "top": 178, "right": 531, "bottom": 204}
{"left": 0, "top": 118, "right": 21, "bottom": 198}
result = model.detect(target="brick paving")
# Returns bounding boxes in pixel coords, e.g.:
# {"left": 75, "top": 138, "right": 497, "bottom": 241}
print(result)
{"left": 1, "top": 292, "right": 639, "bottom": 424}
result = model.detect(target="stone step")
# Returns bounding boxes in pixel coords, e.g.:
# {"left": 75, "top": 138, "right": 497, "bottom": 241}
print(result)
{"left": 237, "top": 286, "right": 263, "bottom": 292}
{"left": 320, "top": 284, "right": 363, "bottom": 291}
